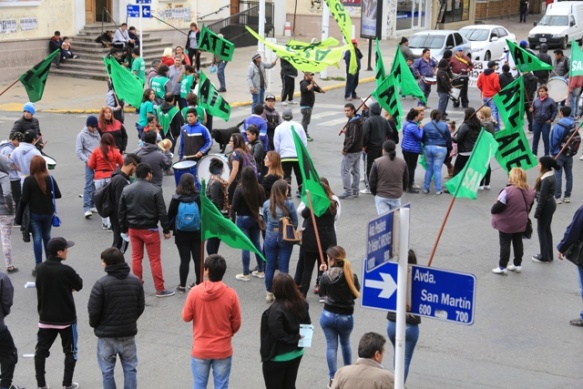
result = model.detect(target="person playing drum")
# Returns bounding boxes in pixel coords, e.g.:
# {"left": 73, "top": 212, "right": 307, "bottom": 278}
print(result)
{"left": 412, "top": 48, "right": 437, "bottom": 108}
{"left": 449, "top": 47, "right": 473, "bottom": 109}
{"left": 178, "top": 108, "right": 213, "bottom": 162}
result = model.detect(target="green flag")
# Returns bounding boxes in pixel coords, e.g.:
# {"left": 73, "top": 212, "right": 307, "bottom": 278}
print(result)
{"left": 506, "top": 39, "right": 552, "bottom": 72}
{"left": 390, "top": 46, "right": 426, "bottom": 103}
{"left": 200, "top": 181, "right": 265, "bottom": 261}
{"left": 197, "top": 70, "right": 231, "bottom": 121}
{"left": 18, "top": 49, "right": 60, "bottom": 103}
{"left": 375, "top": 39, "right": 386, "bottom": 89}
{"left": 570, "top": 39, "right": 583, "bottom": 77}
{"left": 492, "top": 75, "right": 525, "bottom": 131}
{"left": 445, "top": 130, "right": 499, "bottom": 199}
{"left": 291, "top": 127, "right": 331, "bottom": 217}
{"left": 324, "top": 0, "right": 357, "bottom": 74}
{"left": 372, "top": 73, "right": 403, "bottom": 130}
{"left": 103, "top": 57, "right": 143, "bottom": 108}
{"left": 494, "top": 127, "right": 538, "bottom": 173}
{"left": 198, "top": 25, "right": 235, "bottom": 62}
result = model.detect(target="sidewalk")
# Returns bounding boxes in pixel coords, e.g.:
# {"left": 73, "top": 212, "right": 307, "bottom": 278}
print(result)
{"left": 0, "top": 19, "right": 532, "bottom": 114}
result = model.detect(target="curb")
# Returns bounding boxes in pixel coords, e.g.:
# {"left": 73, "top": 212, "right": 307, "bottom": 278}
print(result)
{"left": 0, "top": 77, "right": 376, "bottom": 114}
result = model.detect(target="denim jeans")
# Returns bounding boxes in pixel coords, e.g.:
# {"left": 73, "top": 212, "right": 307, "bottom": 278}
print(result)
{"left": 341, "top": 152, "right": 360, "bottom": 195}
{"left": 251, "top": 89, "right": 265, "bottom": 113}
{"left": 532, "top": 121, "right": 551, "bottom": 156}
{"left": 84, "top": 165, "right": 95, "bottom": 211}
{"left": 217, "top": 61, "right": 227, "bottom": 90}
{"left": 374, "top": 196, "right": 401, "bottom": 215}
{"left": 95, "top": 178, "right": 111, "bottom": 226}
{"left": 264, "top": 232, "right": 293, "bottom": 292}
{"left": 423, "top": 145, "right": 447, "bottom": 192}
{"left": 387, "top": 321, "right": 419, "bottom": 382}
{"left": 553, "top": 153, "right": 573, "bottom": 198}
{"left": 30, "top": 213, "right": 52, "bottom": 265}
{"left": 236, "top": 215, "right": 263, "bottom": 274}
{"left": 319, "top": 309, "right": 354, "bottom": 379}
{"left": 437, "top": 92, "right": 449, "bottom": 117}
{"left": 569, "top": 92, "right": 579, "bottom": 118}
{"left": 97, "top": 336, "right": 138, "bottom": 389}
{"left": 577, "top": 266, "right": 583, "bottom": 320}
{"left": 344, "top": 72, "right": 359, "bottom": 98}
{"left": 482, "top": 97, "right": 500, "bottom": 130}
{"left": 191, "top": 356, "right": 232, "bottom": 389}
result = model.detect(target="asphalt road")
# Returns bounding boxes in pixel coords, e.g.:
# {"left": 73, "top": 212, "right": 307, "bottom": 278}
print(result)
{"left": 1, "top": 82, "right": 583, "bottom": 389}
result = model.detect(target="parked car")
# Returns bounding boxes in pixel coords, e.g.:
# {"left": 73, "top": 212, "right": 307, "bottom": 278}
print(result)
{"left": 459, "top": 24, "right": 516, "bottom": 61}
{"left": 407, "top": 30, "right": 472, "bottom": 61}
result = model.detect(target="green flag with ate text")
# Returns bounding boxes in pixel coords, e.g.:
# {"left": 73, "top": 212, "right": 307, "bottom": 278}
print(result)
{"left": 375, "top": 39, "right": 386, "bottom": 89}
{"left": 492, "top": 75, "right": 525, "bottom": 131}
{"left": 372, "top": 73, "right": 403, "bottom": 130}
{"left": 197, "top": 70, "right": 231, "bottom": 121}
{"left": 198, "top": 24, "right": 235, "bottom": 62}
{"left": 570, "top": 39, "right": 583, "bottom": 77}
{"left": 506, "top": 39, "right": 552, "bottom": 73}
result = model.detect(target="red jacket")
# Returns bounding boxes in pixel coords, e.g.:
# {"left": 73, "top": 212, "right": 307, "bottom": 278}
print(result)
{"left": 477, "top": 69, "right": 501, "bottom": 98}
{"left": 88, "top": 147, "right": 124, "bottom": 180}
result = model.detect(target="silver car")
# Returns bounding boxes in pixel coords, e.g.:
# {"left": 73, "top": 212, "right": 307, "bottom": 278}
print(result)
{"left": 408, "top": 30, "right": 472, "bottom": 61}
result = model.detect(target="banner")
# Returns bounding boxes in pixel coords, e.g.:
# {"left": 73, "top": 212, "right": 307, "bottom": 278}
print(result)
{"left": 103, "top": 56, "right": 143, "bottom": 108}
{"left": 506, "top": 39, "right": 552, "bottom": 73}
{"left": 246, "top": 27, "right": 342, "bottom": 72}
{"left": 375, "top": 39, "right": 386, "bottom": 89}
{"left": 445, "top": 131, "right": 499, "bottom": 199}
{"left": 18, "top": 49, "right": 60, "bottom": 103}
{"left": 570, "top": 39, "right": 583, "bottom": 77}
{"left": 390, "top": 47, "right": 426, "bottom": 103}
{"left": 494, "top": 127, "right": 538, "bottom": 173}
{"left": 324, "top": 0, "right": 357, "bottom": 74}
{"left": 372, "top": 73, "right": 403, "bottom": 130}
{"left": 492, "top": 76, "right": 525, "bottom": 131}
{"left": 198, "top": 24, "right": 235, "bottom": 62}
{"left": 197, "top": 70, "right": 231, "bottom": 121}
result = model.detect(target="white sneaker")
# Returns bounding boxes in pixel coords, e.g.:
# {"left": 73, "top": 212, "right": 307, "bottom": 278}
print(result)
{"left": 266, "top": 292, "right": 274, "bottom": 303}
{"left": 281, "top": 101, "right": 288, "bottom": 106}
{"left": 555, "top": 197, "right": 563, "bottom": 204}
{"left": 507, "top": 264, "right": 522, "bottom": 273}
{"left": 252, "top": 270, "right": 265, "bottom": 278}
{"left": 84, "top": 211, "right": 92, "bottom": 219}
{"left": 289, "top": 100, "right": 298, "bottom": 105}
{"left": 580, "top": 154, "right": 583, "bottom": 160}
{"left": 484, "top": 185, "right": 491, "bottom": 190}
{"left": 90, "top": 207, "right": 98, "bottom": 213}
{"left": 564, "top": 197, "right": 571, "bottom": 203}
{"left": 360, "top": 188, "right": 371, "bottom": 194}
{"left": 478, "top": 186, "right": 485, "bottom": 191}
{"left": 492, "top": 267, "right": 507, "bottom": 275}
{"left": 235, "top": 273, "right": 250, "bottom": 282}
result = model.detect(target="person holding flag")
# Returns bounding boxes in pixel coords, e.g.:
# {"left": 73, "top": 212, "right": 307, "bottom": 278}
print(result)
{"left": 452, "top": 107, "right": 482, "bottom": 176}
{"left": 549, "top": 106, "right": 575, "bottom": 204}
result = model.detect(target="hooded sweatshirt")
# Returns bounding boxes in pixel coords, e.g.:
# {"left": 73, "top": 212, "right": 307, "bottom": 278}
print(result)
{"left": 75, "top": 127, "right": 101, "bottom": 163}
{"left": 9, "top": 142, "right": 41, "bottom": 177}
{"left": 134, "top": 143, "right": 172, "bottom": 187}
{"left": 550, "top": 116, "right": 576, "bottom": 155}
{"left": 363, "top": 103, "right": 392, "bottom": 150}
{"left": 477, "top": 68, "right": 501, "bottom": 98}
{"left": 181, "top": 280, "right": 241, "bottom": 359}
{"left": 0, "top": 272, "right": 13, "bottom": 329}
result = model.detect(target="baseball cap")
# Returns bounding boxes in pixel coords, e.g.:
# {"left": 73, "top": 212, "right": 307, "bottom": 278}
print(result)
{"left": 265, "top": 94, "right": 276, "bottom": 101}
{"left": 47, "top": 237, "right": 75, "bottom": 256}
{"left": 282, "top": 108, "right": 293, "bottom": 120}
{"left": 455, "top": 46, "right": 463, "bottom": 52}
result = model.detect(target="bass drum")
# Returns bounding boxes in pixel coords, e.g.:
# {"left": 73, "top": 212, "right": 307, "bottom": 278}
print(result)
{"left": 547, "top": 76, "right": 568, "bottom": 102}
{"left": 197, "top": 154, "right": 231, "bottom": 185}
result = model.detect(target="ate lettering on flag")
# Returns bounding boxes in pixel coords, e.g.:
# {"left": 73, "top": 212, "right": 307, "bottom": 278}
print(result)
{"left": 198, "top": 71, "right": 231, "bottom": 121}
{"left": 493, "top": 77, "right": 524, "bottom": 130}
{"left": 198, "top": 25, "right": 235, "bottom": 62}
{"left": 372, "top": 74, "right": 403, "bottom": 130}
{"left": 494, "top": 130, "right": 538, "bottom": 173}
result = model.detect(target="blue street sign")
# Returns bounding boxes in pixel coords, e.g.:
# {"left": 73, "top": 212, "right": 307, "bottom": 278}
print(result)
{"left": 136, "top": 0, "right": 151, "bottom": 3}
{"left": 127, "top": 4, "right": 140, "bottom": 18}
{"left": 362, "top": 260, "right": 476, "bottom": 325}
{"left": 141, "top": 5, "right": 151, "bottom": 18}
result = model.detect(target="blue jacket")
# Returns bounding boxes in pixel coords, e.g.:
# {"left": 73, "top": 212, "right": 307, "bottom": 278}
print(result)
{"left": 262, "top": 199, "right": 298, "bottom": 235}
{"left": 178, "top": 120, "right": 212, "bottom": 160}
{"left": 557, "top": 204, "right": 583, "bottom": 253}
{"left": 344, "top": 48, "right": 363, "bottom": 72}
{"left": 532, "top": 96, "right": 557, "bottom": 123}
{"left": 401, "top": 121, "right": 424, "bottom": 154}
{"left": 243, "top": 115, "right": 269, "bottom": 153}
{"left": 422, "top": 120, "right": 450, "bottom": 147}
{"left": 550, "top": 116, "right": 575, "bottom": 156}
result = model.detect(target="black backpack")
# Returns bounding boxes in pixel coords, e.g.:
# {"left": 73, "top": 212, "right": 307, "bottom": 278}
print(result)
{"left": 558, "top": 122, "right": 581, "bottom": 157}
{"left": 94, "top": 181, "right": 114, "bottom": 218}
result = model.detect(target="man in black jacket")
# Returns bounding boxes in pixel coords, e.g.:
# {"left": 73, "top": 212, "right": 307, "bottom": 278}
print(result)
{"left": 299, "top": 72, "right": 325, "bottom": 141}
{"left": 110, "top": 153, "right": 140, "bottom": 253}
{"left": 119, "top": 163, "right": 174, "bottom": 297}
{"left": 280, "top": 58, "right": 298, "bottom": 105}
{"left": 88, "top": 247, "right": 145, "bottom": 389}
{"left": 361, "top": 103, "right": 394, "bottom": 195}
{"left": 0, "top": 270, "right": 24, "bottom": 389}
{"left": 35, "top": 237, "right": 83, "bottom": 389}
{"left": 339, "top": 104, "right": 363, "bottom": 199}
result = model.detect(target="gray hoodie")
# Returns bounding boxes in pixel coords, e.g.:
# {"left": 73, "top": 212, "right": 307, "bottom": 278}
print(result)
{"left": 9, "top": 142, "right": 41, "bottom": 178}
{"left": 0, "top": 172, "right": 13, "bottom": 216}
{"left": 133, "top": 143, "right": 172, "bottom": 187}
{"left": 75, "top": 127, "right": 101, "bottom": 163}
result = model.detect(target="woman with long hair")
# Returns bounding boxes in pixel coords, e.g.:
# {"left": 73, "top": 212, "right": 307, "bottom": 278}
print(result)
{"left": 137, "top": 88, "right": 156, "bottom": 139}
{"left": 174, "top": 45, "right": 191, "bottom": 66}
{"left": 206, "top": 158, "right": 229, "bottom": 256}
{"left": 260, "top": 273, "right": 311, "bottom": 389}
{"left": 319, "top": 246, "right": 360, "bottom": 388}
{"left": 452, "top": 107, "right": 482, "bottom": 176}
{"left": 227, "top": 133, "right": 255, "bottom": 202}
{"left": 421, "top": 109, "right": 451, "bottom": 194}
{"left": 262, "top": 179, "right": 298, "bottom": 303}
{"left": 491, "top": 168, "right": 536, "bottom": 274}
{"left": 16, "top": 155, "right": 61, "bottom": 273}
{"left": 262, "top": 151, "right": 284, "bottom": 198}
{"left": 231, "top": 166, "right": 266, "bottom": 281}
{"left": 532, "top": 156, "right": 559, "bottom": 263}
{"left": 401, "top": 107, "right": 424, "bottom": 193}
{"left": 167, "top": 173, "right": 201, "bottom": 292}
{"left": 88, "top": 133, "right": 123, "bottom": 230}
{"left": 98, "top": 106, "right": 128, "bottom": 153}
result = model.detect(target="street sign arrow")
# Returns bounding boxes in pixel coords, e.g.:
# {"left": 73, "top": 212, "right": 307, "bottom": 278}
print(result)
{"left": 364, "top": 272, "right": 397, "bottom": 299}
{"left": 142, "top": 5, "right": 151, "bottom": 18}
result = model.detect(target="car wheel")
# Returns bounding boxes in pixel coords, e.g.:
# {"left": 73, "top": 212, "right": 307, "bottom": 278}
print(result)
{"left": 562, "top": 36, "right": 568, "bottom": 50}
{"left": 484, "top": 51, "right": 491, "bottom": 61}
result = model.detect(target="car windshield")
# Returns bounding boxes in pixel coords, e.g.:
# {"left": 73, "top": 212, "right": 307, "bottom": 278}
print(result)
{"left": 409, "top": 35, "right": 445, "bottom": 49}
{"left": 539, "top": 15, "right": 569, "bottom": 26}
{"left": 459, "top": 29, "right": 490, "bottom": 41}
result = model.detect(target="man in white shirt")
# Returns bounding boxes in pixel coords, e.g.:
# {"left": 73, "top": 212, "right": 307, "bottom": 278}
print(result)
{"left": 273, "top": 108, "right": 307, "bottom": 198}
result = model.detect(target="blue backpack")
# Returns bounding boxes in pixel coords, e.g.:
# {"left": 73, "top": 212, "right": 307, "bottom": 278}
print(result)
{"left": 176, "top": 201, "right": 200, "bottom": 231}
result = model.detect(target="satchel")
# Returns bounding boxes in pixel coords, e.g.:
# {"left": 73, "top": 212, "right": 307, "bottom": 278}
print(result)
{"left": 257, "top": 215, "right": 266, "bottom": 231}
{"left": 519, "top": 189, "right": 532, "bottom": 239}
{"left": 564, "top": 240, "right": 583, "bottom": 267}
{"left": 277, "top": 216, "right": 301, "bottom": 245}
{"left": 50, "top": 176, "right": 61, "bottom": 228}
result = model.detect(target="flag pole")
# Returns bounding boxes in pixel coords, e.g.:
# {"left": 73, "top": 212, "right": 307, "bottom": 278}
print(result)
{"left": 554, "top": 120, "right": 583, "bottom": 159}
{"left": 305, "top": 189, "right": 326, "bottom": 269}
{"left": 0, "top": 79, "right": 20, "bottom": 98}
{"left": 338, "top": 94, "right": 372, "bottom": 136}
{"left": 200, "top": 179, "right": 206, "bottom": 283}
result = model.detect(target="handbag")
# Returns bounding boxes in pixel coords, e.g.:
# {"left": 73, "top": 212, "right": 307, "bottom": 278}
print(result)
{"left": 50, "top": 176, "right": 61, "bottom": 227}
{"left": 564, "top": 240, "right": 583, "bottom": 266}
{"left": 519, "top": 189, "right": 532, "bottom": 239}
{"left": 277, "top": 216, "right": 301, "bottom": 245}
{"left": 257, "top": 214, "right": 266, "bottom": 231}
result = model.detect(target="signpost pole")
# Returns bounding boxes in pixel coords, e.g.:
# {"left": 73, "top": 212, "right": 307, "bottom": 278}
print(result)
{"left": 394, "top": 207, "right": 410, "bottom": 389}
{"left": 139, "top": 4, "right": 143, "bottom": 58}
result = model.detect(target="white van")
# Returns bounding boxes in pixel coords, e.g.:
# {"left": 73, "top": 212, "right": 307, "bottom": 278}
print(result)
{"left": 528, "top": 1, "right": 583, "bottom": 49}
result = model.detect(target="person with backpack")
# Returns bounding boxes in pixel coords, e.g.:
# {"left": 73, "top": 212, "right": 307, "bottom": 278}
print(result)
{"left": 167, "top": 173, "right": 202, "bottom": 292}
{"left": 550, "top": 106, "right": 578, "bottom": 204}
{"left": 231, "top": 167, "right": 266, "bottom": 282}
{"left": 227, "top": 133, "right": 256, "bottom": 202}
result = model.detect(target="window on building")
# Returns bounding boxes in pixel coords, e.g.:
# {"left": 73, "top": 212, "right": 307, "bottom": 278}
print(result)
{"left": 442, "top": 0, "right": 469, "bottom": 23}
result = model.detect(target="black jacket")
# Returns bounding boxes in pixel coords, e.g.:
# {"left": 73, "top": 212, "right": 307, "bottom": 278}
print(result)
{"left": 436, "top": 68, "right": 451, "bottom": 94}
{"left": 319, "top": 265, "right": 360, "bottom": 315}
{"left": 88, "top": 262, "right": 145, "bottom": 338}
{"left": 301, "top": 206, "right": 337, "bottom": 253}
{"left": 280, "top": 58, "right": 298, "bottom": 78}
{"left": 11, "top": 117, "right": 40, "bottom": 139}
{"left": 260, "top": 301, "right": 311, "bottom": 362}
{"left": 299, "top": 79, "right": 322, "bottom": 107}
{"left": 453, "top": 122, "right": 481, "bottom": 153}
{"left": 119, "top": 179, "right": 169, "bottom": 233}
{"left": 363, "top": 103, "right": 393, "bottom": 150}
{"left": 499, "top": 72, "right": 514, "bottom": 91}
{"left": 110, "top": 169, "right": 131, "bottom": 212}
{"left": 535, "top": 174, "right": 557, "bottom": 219}
{"left": 167, "top": 193, "right": 201, "bottom": 242}
{"left": 36, "top": 256, "right": 83, "bottom": 325}
{"left": 343, "top": 116, "right": 363, "bottom": 153}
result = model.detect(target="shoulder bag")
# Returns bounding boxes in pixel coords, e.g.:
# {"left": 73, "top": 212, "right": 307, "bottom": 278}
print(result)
{"left": 519, "top": 189, "right": 532, "bottom": 239}
{"left": 50, "top": 176, "right": 61, "bottom": 227}
{"left": 564, "top": 240, "right": 583, "bottom": 267}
